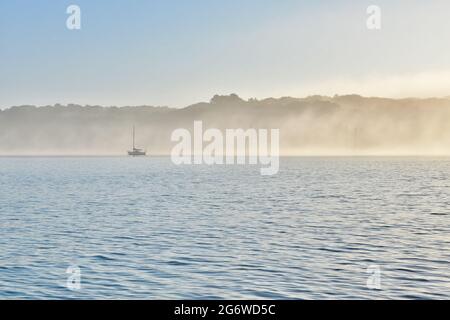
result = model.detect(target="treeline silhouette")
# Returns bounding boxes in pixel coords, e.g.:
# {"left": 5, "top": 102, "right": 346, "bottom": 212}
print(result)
{"left": 1, "top": 94, "right": 450, "bottom": 155}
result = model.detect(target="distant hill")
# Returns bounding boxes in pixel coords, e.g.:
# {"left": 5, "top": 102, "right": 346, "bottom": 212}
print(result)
{"left": 1, "top": 94, "right": 450, "bottom": 155}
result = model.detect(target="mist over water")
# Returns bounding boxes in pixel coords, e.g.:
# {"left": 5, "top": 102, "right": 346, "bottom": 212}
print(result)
{"left": 2, "top": 94, "right": 450, "bottom": 156}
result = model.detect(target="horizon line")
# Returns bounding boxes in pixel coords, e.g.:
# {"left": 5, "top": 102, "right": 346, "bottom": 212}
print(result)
{"left": 2, "top": 93, "right": 450, "bottom": 111}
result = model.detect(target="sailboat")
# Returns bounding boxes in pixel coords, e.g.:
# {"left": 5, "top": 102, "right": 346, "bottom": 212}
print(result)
{"left": 128, "top": 125, "right": 146, "bottom": 156}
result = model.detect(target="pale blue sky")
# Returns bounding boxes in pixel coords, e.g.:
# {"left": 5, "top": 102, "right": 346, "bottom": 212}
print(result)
{"left": 1, "top": 0, "right": 450, "bottom": 108}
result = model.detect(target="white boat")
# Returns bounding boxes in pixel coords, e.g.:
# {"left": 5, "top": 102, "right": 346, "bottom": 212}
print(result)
{"left": 128, "top": 126, "right": 146, "bottom": 156}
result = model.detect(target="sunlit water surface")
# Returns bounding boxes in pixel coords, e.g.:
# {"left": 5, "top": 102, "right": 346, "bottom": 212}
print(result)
{"left": 0, "top": 157, "right": 449, "bottom": 299}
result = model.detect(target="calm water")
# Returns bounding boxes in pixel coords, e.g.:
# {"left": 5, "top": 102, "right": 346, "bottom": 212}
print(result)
{"left": 0, "top": 157, "right": 449, "bottom": 299}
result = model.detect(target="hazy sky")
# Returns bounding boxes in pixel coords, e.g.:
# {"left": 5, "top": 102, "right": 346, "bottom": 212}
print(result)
{"left": 1, "top": 0, "right": 450, "bottom": 108}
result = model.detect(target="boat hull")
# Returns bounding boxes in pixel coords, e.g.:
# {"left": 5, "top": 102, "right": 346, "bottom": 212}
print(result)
{"left": 128, "top": 150, "right": 146, "bottom": 156}
{"left": 128, "top": 126, "right": 146, "bottom": 156}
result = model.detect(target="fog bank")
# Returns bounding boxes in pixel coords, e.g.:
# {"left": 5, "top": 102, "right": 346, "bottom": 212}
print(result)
{"left": 1, "top": 94, "right": 450, "bottom": 156}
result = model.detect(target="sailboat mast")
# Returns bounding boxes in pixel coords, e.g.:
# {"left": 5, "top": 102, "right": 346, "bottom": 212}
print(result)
{"left": 133, "top": 125, "right": 135, "bottom": 150}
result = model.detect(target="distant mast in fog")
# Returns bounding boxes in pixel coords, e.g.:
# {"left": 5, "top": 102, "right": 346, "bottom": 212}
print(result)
{"left": 128, "top": 125, "right": 146, "bottom": 156}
